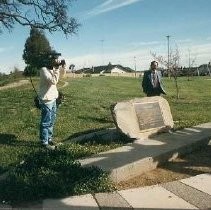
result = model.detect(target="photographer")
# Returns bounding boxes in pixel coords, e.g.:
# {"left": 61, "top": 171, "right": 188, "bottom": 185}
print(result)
{"left": 39, "top": 55, "right": 66, "bottom": 150}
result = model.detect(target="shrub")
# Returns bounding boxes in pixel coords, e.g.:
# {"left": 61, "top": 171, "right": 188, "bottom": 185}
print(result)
{"left": 0, "top": 148, "right": 115, "bottom": 204}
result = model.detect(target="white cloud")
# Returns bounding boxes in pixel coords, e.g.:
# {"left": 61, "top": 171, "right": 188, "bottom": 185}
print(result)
{"left": 130, "top": 41, "right": 161, "bottom": 47}
{"left": 83, "top": 0, "right": 142, "bottom": 19}
{"left": 66, "top": 47, "right": 155, "bottom": 71}
{"left": 177, "top": 39, "right": 192, "bottom": 44}
{"left": 65, "top": 41, "right": 211, "bottom": 71}
{"left": 179, "top": 43, "right": 211, "bottom": 66}
{"left": 0, "top": 46, "right": 13, "bottom": 53}
{"left": 0, "top": 60, "right": 25, "bottom": 74}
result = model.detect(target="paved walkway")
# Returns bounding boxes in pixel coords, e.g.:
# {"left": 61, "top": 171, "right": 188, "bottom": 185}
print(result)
{"left": 1, "top": 173, "right": 210, "bottom": 209}
{"left": 79, "top": 123, "right": 211, "bottom": 183}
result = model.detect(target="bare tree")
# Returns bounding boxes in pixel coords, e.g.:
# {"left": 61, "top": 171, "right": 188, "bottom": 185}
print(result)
{"left": 187, "top": 49, "right": 197, "bottom": 80}
{"left": 151, "top": 47, "right": 181, "bottom": 99}
{"left": 0, "top": 0, "right": 80, "bottom": 35}
{"left": 207, "top": 61, "right": 211, "bottom": 76}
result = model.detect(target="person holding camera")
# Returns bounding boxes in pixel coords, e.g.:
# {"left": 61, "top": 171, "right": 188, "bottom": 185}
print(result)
{"left": 39, "top": 57, "right": 66, "bottom": 150}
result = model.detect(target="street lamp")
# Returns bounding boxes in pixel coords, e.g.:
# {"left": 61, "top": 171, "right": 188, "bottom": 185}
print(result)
{"left": 166, "top": 35, "right": 170, "bottom": 77}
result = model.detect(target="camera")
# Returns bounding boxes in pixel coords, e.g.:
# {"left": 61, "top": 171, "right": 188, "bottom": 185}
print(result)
{"left": 48, "top": 51, "right": 61, "bottom": 59}
{"left": 60, "top": 59, "right": 66, "bottom": 67}
{"left": 53, "top": 59, "right": 66, "bottom": 69}
{"left": 39, "top": 51, "right": 66, "bottom": 69}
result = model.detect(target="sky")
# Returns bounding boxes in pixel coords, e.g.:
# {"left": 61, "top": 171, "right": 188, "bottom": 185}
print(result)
{"left": 1, "top": 0, "right": 211, "bottom": 74}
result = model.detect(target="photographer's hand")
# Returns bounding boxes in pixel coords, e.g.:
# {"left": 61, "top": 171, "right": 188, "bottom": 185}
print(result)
{"left": 59, "top": 65, "right": 66, "bottom": 78}
{"left": 57, "top": 59, "right": 66, "bottom": 78}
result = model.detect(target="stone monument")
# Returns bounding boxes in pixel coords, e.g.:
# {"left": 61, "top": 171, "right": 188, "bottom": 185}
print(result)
{"left": 111, "top": 96, "right": 174, "bottom": 139}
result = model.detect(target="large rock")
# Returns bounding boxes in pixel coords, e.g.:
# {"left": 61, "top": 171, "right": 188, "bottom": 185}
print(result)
{"left": 111, "top": 96, "right": 173, "bottom": 139}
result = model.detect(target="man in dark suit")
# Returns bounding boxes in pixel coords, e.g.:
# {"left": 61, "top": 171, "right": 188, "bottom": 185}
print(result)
{"left": 142, "top": 61, "right": 166, "bottom": 97}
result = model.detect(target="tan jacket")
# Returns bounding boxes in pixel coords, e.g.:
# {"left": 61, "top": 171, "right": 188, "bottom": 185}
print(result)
{"left": 39, "top": 67, "right": 61, "bottom": 101}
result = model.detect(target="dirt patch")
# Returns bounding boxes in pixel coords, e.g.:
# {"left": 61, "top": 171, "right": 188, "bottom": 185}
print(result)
{"left": 0, "top": 80, "right": 29, "bottom": 90}
{"left": 116, "top": 143, "right": 211, "bottom": 190}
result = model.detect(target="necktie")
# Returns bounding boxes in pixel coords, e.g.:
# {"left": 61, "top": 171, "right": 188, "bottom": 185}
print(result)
{"left": 152, "top": 72, "right": 157, "bottom": 87}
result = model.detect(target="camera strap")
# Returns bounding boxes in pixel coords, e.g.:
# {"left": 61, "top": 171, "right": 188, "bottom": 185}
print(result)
{"left": 29, "top": 74, "right": 39, "bottom": 97}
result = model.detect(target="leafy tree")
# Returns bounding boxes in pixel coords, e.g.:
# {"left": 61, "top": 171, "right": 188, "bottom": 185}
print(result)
{"left": 0, "top": 0, "right": 80, "bottom": 35}
{"left": 23, "top": 28, "right": 52, "bottom": 76}
{"left": 23, "top": 65, "right": 39, "bottom": 76}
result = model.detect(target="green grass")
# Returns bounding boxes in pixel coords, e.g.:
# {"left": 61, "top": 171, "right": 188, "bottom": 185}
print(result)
{"left": 164, "top": 76, "right": 211, "bottom": 128}
{"left": 0, "top": 75, "right": 211, "bottom": 203}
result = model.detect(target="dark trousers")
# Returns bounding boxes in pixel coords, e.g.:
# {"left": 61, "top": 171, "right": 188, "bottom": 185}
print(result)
{"left": 146, "top": 88, "right": 161, "bottom": 97}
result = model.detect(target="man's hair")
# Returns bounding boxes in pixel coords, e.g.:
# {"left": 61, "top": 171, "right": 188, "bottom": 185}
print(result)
{"left": 151, "top": 61, "right": 158, "bottom": 66}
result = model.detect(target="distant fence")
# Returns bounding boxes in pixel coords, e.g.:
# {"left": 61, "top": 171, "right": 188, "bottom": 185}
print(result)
{"left": 66, "top": 72, "right": 143, "bottom": 78}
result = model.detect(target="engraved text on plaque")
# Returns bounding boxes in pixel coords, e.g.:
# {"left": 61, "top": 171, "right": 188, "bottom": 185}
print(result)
{"left": 134, "top": 102, "right": 165, "bottom": 130}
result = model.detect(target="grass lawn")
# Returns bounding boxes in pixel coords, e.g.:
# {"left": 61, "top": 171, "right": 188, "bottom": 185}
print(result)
{"left": 0, "top": 75, "right": 211, "bottom": 203}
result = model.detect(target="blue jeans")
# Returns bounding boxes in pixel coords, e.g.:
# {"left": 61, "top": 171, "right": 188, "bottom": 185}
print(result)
{"left": 40, "top": 100, "right": 57, "bottom": 145}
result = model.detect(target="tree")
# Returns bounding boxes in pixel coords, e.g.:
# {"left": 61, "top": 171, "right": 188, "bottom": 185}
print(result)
{"left": 207, "top": 61, "right": 211, "bottom": 76}
{"left": 0, "top": 0, "right": 80, "bottom": 35}
{"left": 151, "top": 47, "right": 181, "bottom": 99}
{"left": 23, "top": 28, "right": 52, "bottom": 76}
{"left": 186, "top": 49, "right": 197, "bottom": 80}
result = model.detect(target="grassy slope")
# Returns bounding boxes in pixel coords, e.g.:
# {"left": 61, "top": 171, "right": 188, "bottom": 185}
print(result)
{"left": 1, "top": 76, "right": 211, "bottom": 172}
{"left": 0, "top": 76, "right": 211, "bottom": 202}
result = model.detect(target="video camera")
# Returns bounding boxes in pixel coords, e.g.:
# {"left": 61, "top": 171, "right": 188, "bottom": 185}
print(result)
{"left": 46, "top": 51, "right": 66, "bottom": 67}
{"left": 41, "top": 51, "right": 66, "bottom": 68}
{"left": 47, "top": 51, "right": 61, "bottom": 59}
{"left": 60, "top": 59, "right": 66, "bottom": 67}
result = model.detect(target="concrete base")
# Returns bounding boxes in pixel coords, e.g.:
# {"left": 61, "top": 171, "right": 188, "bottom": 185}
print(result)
{"left": 79, "top": 123, "right": 211, "bottom": 183}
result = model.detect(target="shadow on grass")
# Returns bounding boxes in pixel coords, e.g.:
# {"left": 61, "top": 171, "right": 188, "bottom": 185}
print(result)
{"left": 64, "top": 127, "right": 133, "bottom": 146}
{"left": 0, "top": 133, "right": 17, "bottom": 145}
{"left": 0, "top": 133, "right": 39, "bottom": 148}
{"left": 78, "top": 115, "right": 113, "bottom": 124}
{"left": 65, "top": 128, "right": 106, "bottom": 139}
{"left": 0, "top": 148, "right": 115, "bottom": 205}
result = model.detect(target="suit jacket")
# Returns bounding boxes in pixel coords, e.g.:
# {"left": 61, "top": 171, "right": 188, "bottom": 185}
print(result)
{"left": 142, "top": 70, "right": 166, "bottom": 95}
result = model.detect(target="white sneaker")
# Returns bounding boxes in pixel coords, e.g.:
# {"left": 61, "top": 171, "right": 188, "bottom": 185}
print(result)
{"left": 49, "top": 141, "right": 63, "bottom": 147}
{"left": 44, "top": 144, "right": 56, "bottom": 150}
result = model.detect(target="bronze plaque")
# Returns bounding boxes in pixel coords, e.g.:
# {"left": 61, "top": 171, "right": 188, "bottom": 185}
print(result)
{"left": 134, "top": 102, "right": 165, "bottom": 130}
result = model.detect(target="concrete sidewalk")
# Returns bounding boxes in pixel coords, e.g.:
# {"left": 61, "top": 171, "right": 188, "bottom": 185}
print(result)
{"left": 79, "top": 123, "right": 211, "bottom": 183}
{"left": 2, "top": 173, "right": 210, "bottom": 209}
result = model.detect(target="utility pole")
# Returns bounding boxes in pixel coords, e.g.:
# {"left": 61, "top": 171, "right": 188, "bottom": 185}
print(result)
{"left": 166, "top": 35, "right": 170, "bottom": 77}
{"left": 134, "top": 56, "right": 137, "bottom": 78}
